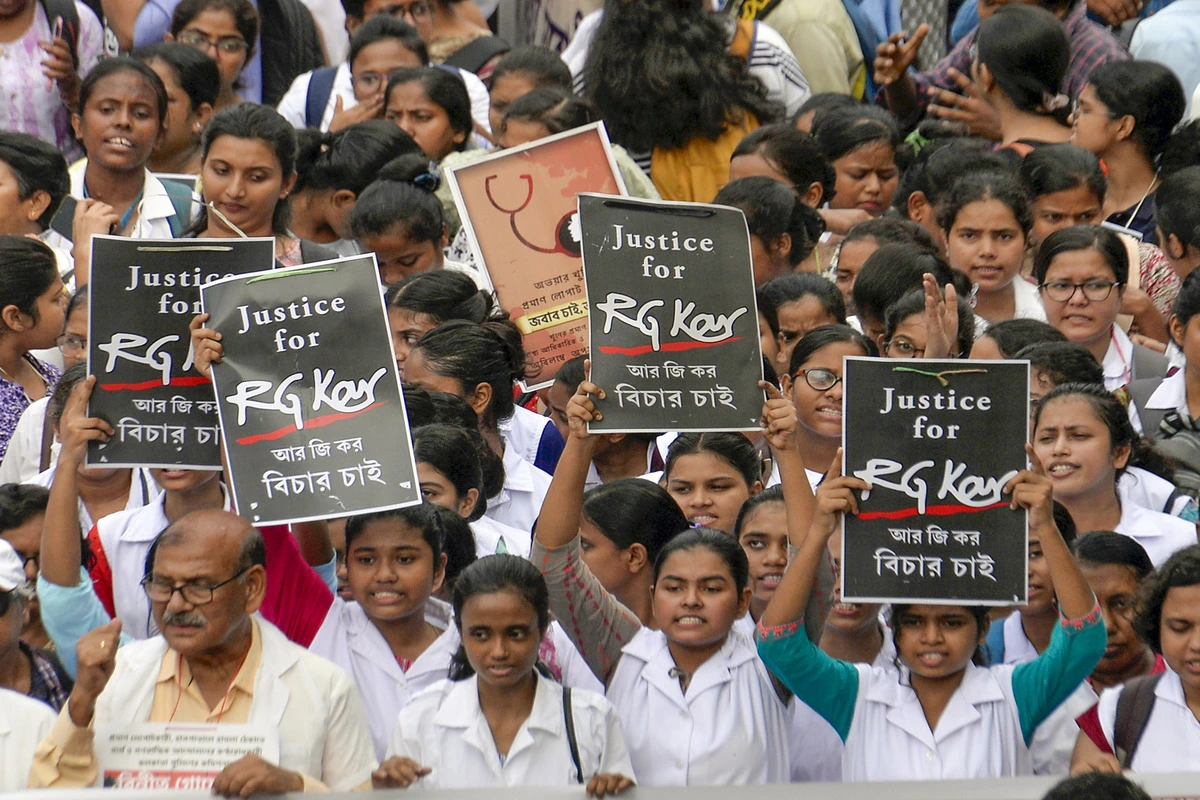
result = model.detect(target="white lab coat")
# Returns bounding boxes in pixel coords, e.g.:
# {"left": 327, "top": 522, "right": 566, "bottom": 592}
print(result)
{"left": 606, "top": 626, "right": 791, "bottom": 786}
{"left": 1114, "top": 502, "right": 1198, "bottom": 568}
{"left": 69, "top": 167, "right": 192, "bottom": 239}
{"left": 470, "top": 514, "right": 532, "bottom": 557}
{"left": 841, "top": 661, "right": 1032, "bottom": 780}
{"left": 386, "top": 671, "right": 633, "bottom": 787}
{"left": 1095, "top": 669, "right": 1200, "bottom": 772}
{"left": 309, "top": 597, "right": 460, "bottom": 760}
{"left": 499, "top": 406, "right": 559, "bottom": 471}
{"left": 485, "top": 445, "right": 551, "bottom": 533}
{"left": 91, "top": 617, "right": 376, "bottom": 789}
{"left": 0, "top": 688, "right": 56, "bottom": 791}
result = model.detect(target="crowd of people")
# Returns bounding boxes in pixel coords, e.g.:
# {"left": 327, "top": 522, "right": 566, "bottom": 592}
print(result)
{"left": 3, "top": 0, "right": 1200, "bottom": 794}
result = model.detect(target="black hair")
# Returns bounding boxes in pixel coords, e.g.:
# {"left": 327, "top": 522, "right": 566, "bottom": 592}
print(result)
{"left": 883, "top": 287, "right": 975, "bottom": 357}
{"left": 842, "top": 216, "right": 939, "bottom": 253}
{"left": 0, "top": 132, "right": 70, "bottom": 230}
{"left": 976, "top": 4, "right": 1070, "bottom": 125}
{"left": 1134, "top": 544, "right": 1200, "bottom": 655}
{"left": 413, "top": 423, "right": 488, "bottom": 521}
{"left": 488, "top": 46, "right": 572, "bottom": 91}
{"left": 890, "top": 603, "right": 992, "bottom": 667}
{"left": 350, "top": 153, "right": 444, "bottom": 243}
{"left": 198, "top": 103, "right": 297, "bottom": 235}
{"left": 980, "top": 318, "right": 1066, "bottom": 358}
{"left": 582, "top": 479, "right": 690, "bottom": 562}
{"left": 65, "top": 284, "right": 89, "bottom": 322}
{"left": 134, "top": 41, "right": 220, "bottom": 111}
{"left": 582, "top": 0, "right": 781, "bottom": 153}
{"left": 893, "top": 137, "right": 1012, "bottom": 216}
{"left": 170, "top": 0, "right": 258, "bottom": 55}
{"left": 714, "top": 178, "right": 825, "bottom": 267}
{"left": 1032, "top": 225, "right": 1129, "bottom": 284}
{"left": 664, "top": 432, "right": 763, "bottom": 492}
{"left": 344, "top": 502, "right": 450, "bottom": 565}
{"left": 449, "top": 554, "right": 550, "bottom": 679}
{"left": 1087, "top": 61, "right": 1186, "bottom": 162}
{"left": 1160, "top": 120, "right": 1200, "bottom": 178}
{"left": 851, "top": 243, "right": 956, "bottom": 327}
{"left": 1019, "top": 143, "right": 1107, "bottom": 205}
{"left": 652, "top": 527, "right": 749, "bottom": 592}
{"left": 732, "top": 484, "right": 784, "bottom": 537}
{"left": 1172, "top": 268, "right": 1200, "bottom": 332}
{"left": 730, "top": 124, "right": 836, "bottom": 202}
{"left": 385, "top": 269, "right": 498, "bottom": 322}
{"left": 48, "top": 362, "right": 88, "bottom": 427}
{"left": 77, "top": 56, "right": 168, "bottom": 126}
{"left": 1015, "top": 341, "right": 1104, "bottom": 386}
{"left": 384, "top": 67, "right": 473, "bottom": 154}
{"left": 791, "top": 92, "right": 858, "bottom": 126}
{"left": 936, "top": 170, "right": 1033, "bottom": 237}
{"left": 294, "top": 121, "right": 421, "bottom": 196}
{"left": 410, "top": 319, "right": 530, "bottom": 427}
{"left": 788, "top": 323, "right": 878, "bottom": 376}
{"left": 348, "top": 15, "right": 428, "bottom": 69}
{"left": 1041, "top": 772, "right": 1152, "bottom": 800}
{"left": 759, "top": 273, "right": 846, "bottom": 324}
{"left": 811, "top": 104, "right": 901, "bottom": 164}
{"left": 1052, "top": 501, "right": 1077, "bottom": 546}
{"left": 341, "top": 0, "right": 366, "bottom": 21}
{"left": 1155, "top": 166, "right": 1200, "bottom": 253}
{"left": 1071, "top": 531, "right": 1154, "bottom": 582}
{"left": 1034, "top": 382, "right": 1175, "bottom": 483}
{"left": 0, "top": 236, "right": 59, "bottom": 332}
{"left": 423, "top": 390, "right": 505, "bottom": 499}
{"left": 501, "top": 87, "right": 598, "bottom": 137}
{"left": 552, "top": 354, "right": 587, "bottom": 393}
{"left": 0, "top": 483, "right": 50, "bottom": 533}
{"left": 757, "top": 287, "right": 779, "bottom": 337}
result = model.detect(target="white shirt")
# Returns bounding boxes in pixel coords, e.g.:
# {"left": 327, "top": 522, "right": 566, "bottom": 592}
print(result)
{"left": 606, "top": 626, "right": 791, "bottom": 785}
{"left": 1096, "top": 669, "right": 1200, "bottom": 772}
{"left": 499, "top": 406, "right": 558, "bottom": 473}
{"left": 470, "top": 515, "right": 532, "bottom": 557}
{"left": 1118, "top": 465, "right": 1195, "bottom": 519}
{"left": 28, "top": 465, "right": 160, "bottom": 537}
{"left": 1012, "top": 278, "right": 1048, "bottom": 322}
{"left": 0, "top": 397, "right": 51, "bottom": 484}
{"left": 1130, "top": 0, "right": 1200, "bottom": 117}
{"left": 69, "top": 167, "right": 192, "bottom": 239}
{"left": 309, "top": 597, "right": 459, "bottom": 760}
{"left": 386, "top": 671, "right": 633, "bottom": 787}
{"left": 1115, "top": 502, "right": 1198, "bottom": 568}
{"left": 485, "top": 444, "right": 551, "bottom": 533}
{"left": 1102, "top": 326, "right": 1136, "bottom": 391}
{"left": 276, "top": 61, "right": 492, "bottom": 137}
{"left": 0, "top": 688, "right": 56, "bottom": 791}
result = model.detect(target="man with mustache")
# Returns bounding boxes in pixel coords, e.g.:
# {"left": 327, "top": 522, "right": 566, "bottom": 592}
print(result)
{"left": 28, "top": 509, "right": 376, "bottom": 793}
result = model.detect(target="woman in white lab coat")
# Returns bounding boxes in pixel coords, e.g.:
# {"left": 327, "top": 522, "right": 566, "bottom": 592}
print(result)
{"left": 375, "top": 554, "right": 635, "bottom": 795}
{"left": 757, "top": 448, "right": 1106, "bottom": 781}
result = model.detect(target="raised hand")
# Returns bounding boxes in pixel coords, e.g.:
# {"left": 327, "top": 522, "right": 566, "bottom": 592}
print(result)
{"left": 927, "top": 68, "right": 1002, "bottom": 141}
{"left": 759, "top": 380, "right": 798, "bottom": 452}
{"left": 189, "top": 313, "right": 223, "bottom": 378}
{"left": 565, "top": 359, "right": 605, "bottom": 442}
{"left": 811, "top": 450, "right": 871, "bottom": 545}
{"left": 922, "top": 274, "right": 960, "bottom": 359}
{"left": 57, "top": 376, "right": 114, "bottom": 467}
{"left": 874, "top": 25, "right": 929, "bottom": 88}
{"left": 69, "top": 619, "right": 122, "bottom": 726}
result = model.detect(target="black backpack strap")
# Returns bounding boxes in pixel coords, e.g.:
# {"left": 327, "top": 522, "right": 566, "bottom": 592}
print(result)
{"left": 442, "top": 35, "right": 511, "bottom": 74}
{"left": 40, "top": 0, "right": 81, "bottom": 67}
{"left": 1113, "top": 673, "right": 1162, "bottom": 769}
{"left": 562, "top": 686, "right": 583, "bottom": 784}
{"left": 1127, "top": 377, "right": 1168, "bottom": 441}
{"left": 304, "top": 67, "right": 338, "bottom": 130}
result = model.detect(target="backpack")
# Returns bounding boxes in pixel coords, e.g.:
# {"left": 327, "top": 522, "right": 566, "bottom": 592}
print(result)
{"left": 1113, "top": 673, "right": 1162, "bottom": 769}
{"left": 303, "top": 66, "right": 339, "bottom": 130}
{"left": 159, "top": 178, "right": 196, "bottom": 237}
{"left": 40, "top": 0, "right": 80, "bottom": 66}
{"left": 649, "top": 19, "right": 760, "bottom": 203}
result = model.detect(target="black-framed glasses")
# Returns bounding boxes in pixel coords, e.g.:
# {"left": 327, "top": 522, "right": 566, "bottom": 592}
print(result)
{"left": 141, "top": 567, "right": 249, "bottom": 605}
{"left": 56, "top": 333, "right": 86, "bottom": 354}
{"left": 177, "top": 31, "right": 249, "bottom": 55}
{"left": 884, "top": 339, "right": 925, "bottom": 359}
{"left": 1038, "top": 280, "right": 1122, "bottom": 303}
{"left": 794, "top": 367, "right": 842, "bottom": 391}
{"left": 380, "top": 0, "right": 431, "bottom": 20}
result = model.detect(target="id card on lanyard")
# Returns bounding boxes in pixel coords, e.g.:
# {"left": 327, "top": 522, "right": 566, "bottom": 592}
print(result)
{"left": 1110, "top": 328, "right": 1132, "bottom": 386}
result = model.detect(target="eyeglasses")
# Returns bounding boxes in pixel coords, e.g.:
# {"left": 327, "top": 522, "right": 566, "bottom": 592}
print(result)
{"left": 884, "top": 339, "right": 925, "bottom": 359}
{"left": 351, "top": 71, "right": 388, "bottom": 93}
{"left": 177, "top": 31, "right": 249, "bottom": 55}
{"left": 1038, "top": 280, "right": 1122, "bottom": 303}
{"left": 794, "top": 367, "right": 843, "bottom": 391}
{"left": 141, "top": 567, "right": 249, "bottom": 605}
{"left": 56, "top": 333, "right": 86, "bottom": 354}
{"left": 379, "top": 1, "right": 431, "bottom": 20}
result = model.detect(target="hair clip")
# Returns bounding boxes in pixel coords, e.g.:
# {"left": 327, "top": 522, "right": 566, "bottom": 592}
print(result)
{"left": 412, "top": 169, "right": 440, "bottom": 193}
{"left": 1041, "top": 92, "right": 1069, "bottom": 112}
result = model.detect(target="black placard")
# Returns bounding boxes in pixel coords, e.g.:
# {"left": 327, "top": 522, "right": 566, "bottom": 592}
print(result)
{"left": 841, "top": 357, "right": 1030, "bottom": 605}
{"left": 86, "top": 236, "right": 276, "bottom": 468}
{"left": 579, "top": 194, "right": 763, "bottom": 432}
{"left": 201, "top": 254, "right": 420, "bottom": 525}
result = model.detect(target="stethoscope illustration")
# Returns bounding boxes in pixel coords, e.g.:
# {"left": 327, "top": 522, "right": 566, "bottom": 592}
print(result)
{"left": 484, "top": 173, "right": 581, "bottom": 257}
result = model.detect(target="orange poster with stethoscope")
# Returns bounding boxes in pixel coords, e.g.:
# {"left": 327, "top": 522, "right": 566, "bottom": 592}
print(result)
{"left": 445, "top": 122, "right": 627, "bottom": 390}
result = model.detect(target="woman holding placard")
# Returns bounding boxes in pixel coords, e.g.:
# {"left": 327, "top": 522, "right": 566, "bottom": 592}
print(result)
{"left": 757, "top": 442, "right": 1106, "bottom": 780}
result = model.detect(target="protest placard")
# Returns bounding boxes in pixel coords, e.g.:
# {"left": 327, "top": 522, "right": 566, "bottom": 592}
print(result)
{"left": 445, "top": 122, "right": 626, "bottom": 390}
{"left": 86, "top": 236, "right": 276, "bottom": 469}
{"left": 579, "top": 194, "right": 763, "bottom": 433}
{"left": 841, "top": 357, "right": 1030, "bottom": 605}
{"left": 94, "top": 723, "right": 279, "bottom": 790}
{"left": 201, "top": 254, "right": 420, "bottom": 525}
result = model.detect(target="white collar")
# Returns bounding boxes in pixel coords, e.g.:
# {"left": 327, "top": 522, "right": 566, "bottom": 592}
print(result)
{"left": 1146, "top": 369, "right": 1187, "bottom": 411}
{"left": 1103, "top": 326, "right": 1134, "bottom": 384}
{"left": 431, "top": 670, "right": 565, "bottom": 736}
{"left": 500, "top": 445, "right": 537, "bottom": 493}
{"left": 1118, "top": 502, "right": 1168, "bottom": 538}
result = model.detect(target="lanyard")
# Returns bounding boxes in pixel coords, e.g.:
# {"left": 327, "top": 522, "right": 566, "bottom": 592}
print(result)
{"left": 1110, "top": 328, "right": 1132, "bottom": 386}
{"left": 82, "top": 181, "right": 144, "bottom": 234}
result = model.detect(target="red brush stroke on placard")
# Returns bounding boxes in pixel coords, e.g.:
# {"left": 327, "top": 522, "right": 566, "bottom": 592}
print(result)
{"left": 857, "top": 500, "right": 1009, "bottom": 521}
{"left": 597, "top": 337, "right": 740, "bottom": 357}
{"left": 234, "top": 402, "right": 385, "bottom": 445}
{"left": 100, "top": 376, "right": 212, "bottom": 391}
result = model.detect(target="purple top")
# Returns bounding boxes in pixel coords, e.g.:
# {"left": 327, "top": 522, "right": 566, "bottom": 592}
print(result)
{"left": 0, "top": 355, "right": 60, "bottom": 464}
